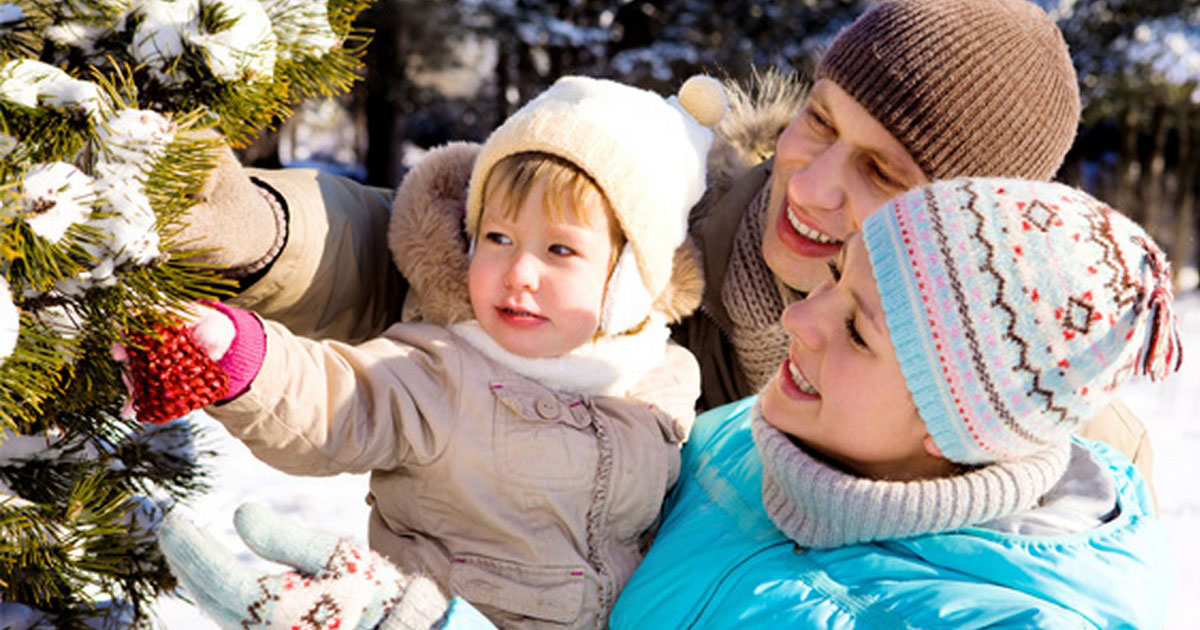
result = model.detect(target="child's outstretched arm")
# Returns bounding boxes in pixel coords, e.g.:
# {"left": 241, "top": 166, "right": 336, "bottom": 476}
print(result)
{"left": 118, "top": 302, "right": 468, "bottom": 476}
{"left": 203, "top": 307, "right": 470, "bottom": 476}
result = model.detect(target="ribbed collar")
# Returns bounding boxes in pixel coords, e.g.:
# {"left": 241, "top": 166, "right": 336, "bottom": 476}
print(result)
{"left": 749, "top": 403, "right": 1071, "bottom": 548}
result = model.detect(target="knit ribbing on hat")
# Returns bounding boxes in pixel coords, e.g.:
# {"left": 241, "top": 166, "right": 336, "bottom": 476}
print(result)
{"left": 722, "top": 185, "right": 790, "bottom": 391}
{"left": 750, "top": 403, "right": 1071, "bottom": 549}
{"left": 863, "top": 177, "right": 1182, "bottom": 464}
{"left": 817, "top": 0, "right": 1079, "bottom": 181}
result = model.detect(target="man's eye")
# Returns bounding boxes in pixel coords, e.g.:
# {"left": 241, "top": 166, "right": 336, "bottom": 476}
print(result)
{"left": 868, "top": 161, "right": 901, "bottom": 190}
{"left": 485, "top": 232, "right": 511, "bottom": 245}
{"left": 548, "top": 244, "right": 576, "bottom": 256}
{"left": 807, "top": 108, "right": 834, "bottom": 132}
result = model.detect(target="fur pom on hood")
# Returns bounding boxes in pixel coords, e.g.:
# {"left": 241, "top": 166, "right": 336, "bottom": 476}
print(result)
{"left": 707, "top": 68, "right": 809, "bottom": 197}
{"left": 387, "top": 142, "right": 704, "bottom": 327}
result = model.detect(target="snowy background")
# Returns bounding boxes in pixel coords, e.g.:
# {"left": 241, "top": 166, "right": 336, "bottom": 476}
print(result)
{"left": 154, "top": 291, "right": 1200, "bottom": 629}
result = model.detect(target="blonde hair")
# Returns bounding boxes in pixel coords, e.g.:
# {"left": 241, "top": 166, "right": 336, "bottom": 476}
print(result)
{"left": 481, "top": 152, "right": 625, "bottom": 252}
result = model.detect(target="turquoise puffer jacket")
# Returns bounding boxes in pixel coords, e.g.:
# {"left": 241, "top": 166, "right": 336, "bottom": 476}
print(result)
{"left": 608, "top": 397, "right": 1169, "bottom": 629}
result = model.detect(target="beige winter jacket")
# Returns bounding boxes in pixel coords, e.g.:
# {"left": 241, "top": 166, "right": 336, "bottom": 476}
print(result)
{"left": 213, "top": 143, "right": 703, "bottom": 628}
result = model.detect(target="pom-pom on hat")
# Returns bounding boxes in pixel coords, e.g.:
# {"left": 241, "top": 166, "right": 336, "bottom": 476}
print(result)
{"left": 465, "top": 75, "right": 727, "bottom": 334}
{"left": 863, "top": 178, "right": 1182, "bottom": 464}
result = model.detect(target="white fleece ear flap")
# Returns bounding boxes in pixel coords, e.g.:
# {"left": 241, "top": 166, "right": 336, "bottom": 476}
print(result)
{"left": 600, "top": 243, "right": 653, "bottom": 334}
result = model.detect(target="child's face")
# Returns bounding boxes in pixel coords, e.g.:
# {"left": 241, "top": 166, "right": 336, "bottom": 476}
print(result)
{"left": 760, "top": 233, "right": 952, "bottom": 481}
{"left": 468, "top": 179, "right": 616, "bottom": 358}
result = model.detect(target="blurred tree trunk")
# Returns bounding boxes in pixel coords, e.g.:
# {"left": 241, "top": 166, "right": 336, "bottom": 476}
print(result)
{"left": 1116, "top": 108, "right": 1142, "bottom": 223}
{"left": 1174, "top": 101, "right": 1197, "bottom": 287}
{"left": 363, "top": 1, "right": 405, "bottom": 187}
{"left": 1141, "top": 103, "right": 1169, "bottom": 243}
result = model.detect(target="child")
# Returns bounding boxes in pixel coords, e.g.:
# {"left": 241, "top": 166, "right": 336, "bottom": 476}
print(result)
{"left": 612, "top": 176, "right": 1179, "bottom": 628}
{"left": 150, "top": 75, "right": 727, "bottom": 629}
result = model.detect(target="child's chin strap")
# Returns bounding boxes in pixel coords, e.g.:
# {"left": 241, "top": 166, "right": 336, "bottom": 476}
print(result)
{"left": 600, "top": 242, "right": 654, "bottom": 335}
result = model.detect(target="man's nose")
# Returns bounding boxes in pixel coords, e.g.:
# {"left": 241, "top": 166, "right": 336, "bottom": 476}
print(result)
{"left": 787, "top": 142, "right": 848, "bottom": 214}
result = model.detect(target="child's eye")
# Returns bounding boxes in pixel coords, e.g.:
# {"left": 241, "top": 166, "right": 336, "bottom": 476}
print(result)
{"left": 485, "top": 232, "right": 511, "bottom": 245}
{"left": 548, "top": 244, "right": 576, "bottom": 257}
{"left": 826, "top": 260, "right": 842, "bottom": 281}
{"left": 845, "top": 315, "right": 868, "bottom": 348}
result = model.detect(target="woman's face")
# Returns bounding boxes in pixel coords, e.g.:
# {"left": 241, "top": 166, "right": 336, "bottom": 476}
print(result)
{"left": 759, "top": 233, "right": 953, "bottom": 481}
{"left": 762, "top": 79, "right": 928, "bottom": 296}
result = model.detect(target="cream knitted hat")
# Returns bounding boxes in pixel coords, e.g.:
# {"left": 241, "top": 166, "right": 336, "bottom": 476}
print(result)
{"left": 465, "top": 75, "right": 727, "bottom": 333}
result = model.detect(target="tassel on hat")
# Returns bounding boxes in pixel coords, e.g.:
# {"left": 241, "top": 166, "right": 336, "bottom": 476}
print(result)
{"left": 1137, "top": 245, "right": 1183, "bottom": 381}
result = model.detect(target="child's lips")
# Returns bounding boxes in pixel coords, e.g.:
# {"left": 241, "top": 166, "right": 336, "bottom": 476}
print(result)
{"left": 496, "top": 305, "right": 547, "bottom": 327}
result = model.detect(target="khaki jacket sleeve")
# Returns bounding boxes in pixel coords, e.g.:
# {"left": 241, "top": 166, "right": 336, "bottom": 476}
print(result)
{"left": 228, "top": 168, "right": 406, "bottom": 343}
{"left": 1077, "top": 398, "right": 1157, "bottom": 509}
{"left": 207, "top": 320, "right": 465, "bottom": 476}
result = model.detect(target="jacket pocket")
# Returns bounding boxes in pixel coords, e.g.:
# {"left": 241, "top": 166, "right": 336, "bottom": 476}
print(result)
{"left": 490, "top": 379, "right": 597, "bottom": 490}
{"left": 449, "top": 553, "right": 585, "bottom": 625}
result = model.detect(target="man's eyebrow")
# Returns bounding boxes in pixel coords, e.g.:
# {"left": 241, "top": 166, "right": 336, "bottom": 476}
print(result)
{"left": 865, "top": 146, "right": 921, "bottom": 184}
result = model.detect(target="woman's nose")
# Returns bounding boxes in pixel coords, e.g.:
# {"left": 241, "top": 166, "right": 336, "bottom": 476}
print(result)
{"left": 781, "top": 288, "right": 835, "bottom": 350}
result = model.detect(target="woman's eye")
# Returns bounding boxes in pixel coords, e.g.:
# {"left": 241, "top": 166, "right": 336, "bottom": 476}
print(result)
{"left": 485, "top": 232, "right": 511, "bottom": 245}
{"left": 549, "top": 244, "right": 576, "bottom": 257}
{"left": 826, "top": 260, "right": 842, "bottom": 282}
{"left": 845, "top": 315, "right": 868, "bottom": 348}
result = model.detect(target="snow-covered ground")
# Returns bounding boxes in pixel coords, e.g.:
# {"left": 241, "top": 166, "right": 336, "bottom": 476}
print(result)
{"left": 154, "top": 291, "right": 1200, "bottom": 629}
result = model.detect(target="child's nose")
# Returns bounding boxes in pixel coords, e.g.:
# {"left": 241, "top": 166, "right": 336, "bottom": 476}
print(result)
{"left": 504, "top": 252, "right": 540, "bottom": 291}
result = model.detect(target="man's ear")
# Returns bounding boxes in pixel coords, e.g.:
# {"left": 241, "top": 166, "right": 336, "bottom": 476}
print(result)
{"left": 923, "top": 434, "right": 945, "bottom": 459}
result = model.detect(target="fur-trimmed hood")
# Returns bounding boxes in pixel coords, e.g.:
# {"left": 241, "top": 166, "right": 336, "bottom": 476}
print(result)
{"left": 387, "top": 142, "right": 705, "bottom": 328}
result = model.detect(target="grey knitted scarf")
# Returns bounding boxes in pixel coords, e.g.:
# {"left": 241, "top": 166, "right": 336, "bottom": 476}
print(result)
{"left": 749, "top": 403, "right": 1072, "bottom": 548}
{"left": 721, "top": 184, "right": 797, "bottom": 392}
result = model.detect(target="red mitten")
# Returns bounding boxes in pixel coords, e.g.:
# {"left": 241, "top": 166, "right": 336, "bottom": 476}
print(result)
{"left": 123, "top": 318, "right": 230, "bottom": 424}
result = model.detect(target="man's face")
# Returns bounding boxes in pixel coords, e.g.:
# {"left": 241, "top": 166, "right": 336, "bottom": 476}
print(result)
{"left": 762, "top": 79, "right": 929, "bottom": 294}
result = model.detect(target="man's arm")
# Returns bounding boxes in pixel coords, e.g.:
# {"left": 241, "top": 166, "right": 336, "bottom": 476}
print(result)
{"left": 1077, "top": 399, "right": 1156, "bottom": 509}
{"left": 176, "top": 139, "right": 407, "bottom": 342}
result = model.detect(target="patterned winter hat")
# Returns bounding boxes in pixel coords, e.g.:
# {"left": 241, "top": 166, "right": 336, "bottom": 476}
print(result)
{"left": 465, "top": 75, "right": 727, "bottom": 334}
{"left": 863, "top": 178, "right": 1182, "bottom": 464}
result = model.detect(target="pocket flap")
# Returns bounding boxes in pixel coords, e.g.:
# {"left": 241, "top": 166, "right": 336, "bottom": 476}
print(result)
{"left": 488, "top": 379, "right": 590, "bottom": 429}
{"left": 449, "top": 554, "right": 586, "bottom": 624}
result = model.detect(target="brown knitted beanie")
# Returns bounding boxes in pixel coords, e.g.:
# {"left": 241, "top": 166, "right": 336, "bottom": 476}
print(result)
{"left": 817, "top": 0, "right": 1080, "bottom": 181}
